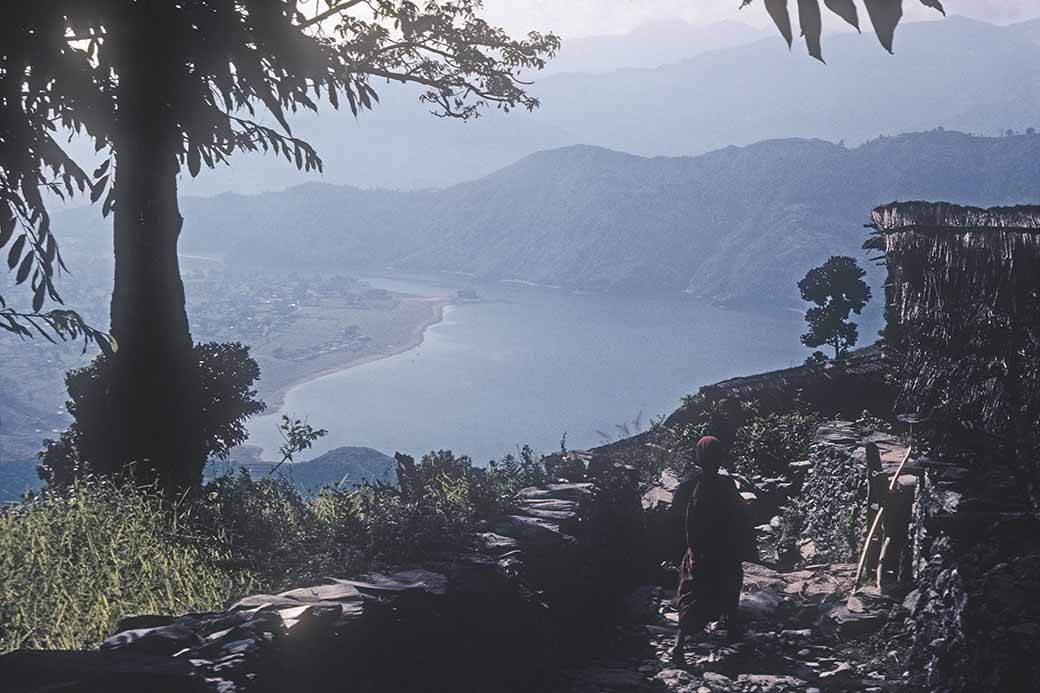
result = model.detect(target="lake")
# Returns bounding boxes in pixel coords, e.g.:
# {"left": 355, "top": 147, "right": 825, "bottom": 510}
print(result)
{"left": 245, "top": 273, "right": 833, "bottom": 464}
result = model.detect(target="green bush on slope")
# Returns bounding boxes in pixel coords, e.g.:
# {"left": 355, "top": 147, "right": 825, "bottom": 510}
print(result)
{"left": 732, "top": 410, "right": 821, "bottom": 478}
{"left": 198, "top": 450, "right": 533, "bottom": 586}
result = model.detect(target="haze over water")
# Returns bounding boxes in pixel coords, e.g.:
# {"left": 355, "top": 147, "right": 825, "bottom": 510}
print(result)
{"left": 246, "top": 274, "right": 829, "bottom": 464}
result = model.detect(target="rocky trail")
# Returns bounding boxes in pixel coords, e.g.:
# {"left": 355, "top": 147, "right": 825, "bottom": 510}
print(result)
{"left": 562, "top": 560, "right": 915, "bottom": 693}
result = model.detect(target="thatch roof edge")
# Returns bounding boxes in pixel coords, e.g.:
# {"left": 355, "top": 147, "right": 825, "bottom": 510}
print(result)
{"left": 870, "top": 201, "right": 1040, "bottom": 234}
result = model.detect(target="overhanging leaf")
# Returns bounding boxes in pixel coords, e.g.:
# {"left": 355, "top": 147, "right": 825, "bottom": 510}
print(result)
{"left": 919, "top": 0, "right": 945, "bottom": 14}
{"left": 824, "top": 0, "right": 860, "bottom": 30}
{"left": 863, "top": 0, "right": 902, "bottom": 53}
{"left": 33, "top": 283, "right": 46, "bottom": 312}
{"left": 90, "top": 175, "right": 108, "bottom": 203}
{"left": 7, "top": 235, "right": 27, "bottom": 270}
{"left": 187, "top": 146, "right": 202, "bottom": 177}
{"left": 798, "top": 0, "right": 824, "bottom": 62}
{"left": 764, "top": 0, "right": 794, "bottom": 47}
{"left": 16, "top": 253, "right": 33, "bottom": 284}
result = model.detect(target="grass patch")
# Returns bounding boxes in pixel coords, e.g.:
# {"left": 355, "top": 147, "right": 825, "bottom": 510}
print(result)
{"left": 0, "top": 478, "right": 257, "bottom": 652}
{"left": 0, "top": 449, "right": 540, "bottom": 653}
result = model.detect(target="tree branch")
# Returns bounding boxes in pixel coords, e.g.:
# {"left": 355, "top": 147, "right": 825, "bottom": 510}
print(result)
{"left": 295, "top": 0, "right": 366, "bottom": 30}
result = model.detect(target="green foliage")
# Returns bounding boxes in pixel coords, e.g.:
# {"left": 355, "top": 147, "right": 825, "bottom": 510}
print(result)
{"left": 0, "top": 305, "right": 112, "bottom": 353}
{"left": 197, "top": 342, "right": 270, "bottom": 459}
{"left": 799, "top": 255, "right": 872, "bottom": 360}
{"left": 199, "top": 448, "right": 540, "bottom": 586}
{"left": 199, "top": 470, "right": 323, "bottom": 586}
{"left": 266, "top": 415, "right": 328, "bottom": 478}
{"left": 599, "top": 419, "right": 679, "bottom": 493}
{"left": 732, "top": 409, "right": 821, "bottom": 478}
{"left": 39, "top": 342, "right": 267, "bottom": 487}
{"left": 0, "top": 478, "right": 257, "bottom": 652}
{"left": 671, "top": 396, "right": 759, "bottom": 465}
{"left": 0, "top": 443, "right": 553, "bottom": 651}
{"left": 492, "top": 445, "right": 549, "bottom": 492}
{"left": 804, "top": 351, "right": 829, "bottom": 367}
{"left": 630, "top": 391, "right": 821, "bottom": 484}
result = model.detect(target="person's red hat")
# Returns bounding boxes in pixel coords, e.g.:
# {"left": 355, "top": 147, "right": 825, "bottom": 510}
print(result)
{"left": 696, "top": 436, "right": 723, "bottom": 467}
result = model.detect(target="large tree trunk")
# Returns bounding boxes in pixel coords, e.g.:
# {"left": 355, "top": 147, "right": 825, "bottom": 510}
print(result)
{"left": 103, "top": 32, "right": 203, "bottom": 494}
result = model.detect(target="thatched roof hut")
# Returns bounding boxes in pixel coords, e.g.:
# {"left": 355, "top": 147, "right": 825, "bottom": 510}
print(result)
{"left": 864, "top": 201, "right": 1040, "bottom": 462}
{"left": 866, "top": 201, "right": 1040, "bottom": 332}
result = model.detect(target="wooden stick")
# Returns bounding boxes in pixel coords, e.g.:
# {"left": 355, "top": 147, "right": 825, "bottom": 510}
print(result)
{"left": 853, "top": 444, "right": 913, "bottom": 589}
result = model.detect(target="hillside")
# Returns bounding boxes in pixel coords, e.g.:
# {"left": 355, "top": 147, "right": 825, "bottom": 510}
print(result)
{"left": 172, "top": 130, "right": 1040, "bottom": 309}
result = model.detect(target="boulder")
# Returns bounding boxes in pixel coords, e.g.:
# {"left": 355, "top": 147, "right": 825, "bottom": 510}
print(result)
{"left": 100, "top": 624, "right": 207, "bottom": 656}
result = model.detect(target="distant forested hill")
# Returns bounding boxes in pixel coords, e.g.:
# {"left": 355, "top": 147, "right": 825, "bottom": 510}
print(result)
{"left": 212, "top": 447, "right": 396, "bottom": 494}
{"left": 170, "top": 129, "right": 1040, "bottom": 309}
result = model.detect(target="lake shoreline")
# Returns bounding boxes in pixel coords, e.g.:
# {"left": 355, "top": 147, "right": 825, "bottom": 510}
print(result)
{"left": 260, "top": 297, "right": 451, "bottom": 414}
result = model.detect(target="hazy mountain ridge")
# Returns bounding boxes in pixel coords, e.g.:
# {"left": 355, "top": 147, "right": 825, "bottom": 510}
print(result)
{"left": 175, "top": 130, "right": 1040, "bottom": 309}
{"left": 156, "top": 16, "right": 1040, "bottom": 195}
{"left": 525, "top": 17, "right": 1040, "bottom": 157}
{"left": 541, "top": 19, "right": 766, "bottom": 75}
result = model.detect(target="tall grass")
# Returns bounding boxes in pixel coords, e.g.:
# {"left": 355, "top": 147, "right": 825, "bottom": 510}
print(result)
{"left": 0, "top": 478, "right": 257, "bottom": 652}
{"left": 0, "top": 450, "right": 540, "bottom": 653}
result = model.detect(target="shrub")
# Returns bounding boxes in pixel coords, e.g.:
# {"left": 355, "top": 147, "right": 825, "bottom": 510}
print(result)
{"left": 39, "top": 342, "right": 266, "bottom": 489}
{"left": 0, "top": 478, "right": 257, "bottom": 652}
{"left": 198, "top": 449, "right": 539, "bottom": 586}
{"left": 197, "top": 470, "right": 321, "bottom": 586}
{"left": 732, "top": 409, "right": 820, "bottom": 478}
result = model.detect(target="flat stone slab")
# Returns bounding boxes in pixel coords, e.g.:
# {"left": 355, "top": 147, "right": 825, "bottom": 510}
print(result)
{"left": 521, "top": 498, "right": 580, "bottom": 513}
{"left": 278, "top": 582, "right": 363, "bottom": 603}
{"left": 493, "top": 514, "right": 576, "bottom": 546}
{"left": 476, "top": 532, "right": 522, "bottom": 554}
{"left": 517, "top": 506, "right": 579, "bottom": 522}
{"left": 518, "top": 483, "right": 595, "bottom": 502}
{"left": 827, "top": 605, "right": 885, "bottom": 638}
{"left": 230, "top": 594, "right": 312, "bottom": 611}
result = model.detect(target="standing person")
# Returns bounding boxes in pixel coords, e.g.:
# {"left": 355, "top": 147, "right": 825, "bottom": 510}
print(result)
{"left": 671, "top": 436, "right": 749, "bottom": 666}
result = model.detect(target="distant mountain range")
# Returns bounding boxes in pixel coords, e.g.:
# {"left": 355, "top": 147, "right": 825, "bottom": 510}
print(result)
{"left": 540, "top": 19, "right": 767, "bottom": 75}
{"left": 154, "top": 15, "right": 1040, "bottom": 195}
{"left": 164, "top": 129, "right": 1039, "bottom": 310}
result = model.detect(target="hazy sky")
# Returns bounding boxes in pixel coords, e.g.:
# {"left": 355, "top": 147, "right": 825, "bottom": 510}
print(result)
{"left": 481, "top": 0, "right": 1040, "bottom": 38}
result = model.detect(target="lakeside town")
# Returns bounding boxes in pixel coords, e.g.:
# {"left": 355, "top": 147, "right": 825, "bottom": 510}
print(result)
{"left": 0, "top": 259, "right": 451, "bottom": 495}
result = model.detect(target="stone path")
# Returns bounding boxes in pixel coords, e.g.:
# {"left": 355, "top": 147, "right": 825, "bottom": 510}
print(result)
{"left": 561, "top": 561, "right": 915, "bottom": 693}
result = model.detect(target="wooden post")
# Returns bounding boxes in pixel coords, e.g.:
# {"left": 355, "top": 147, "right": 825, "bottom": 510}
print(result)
{"left": 854, "top": 445, "right": 913, "bottom": 590}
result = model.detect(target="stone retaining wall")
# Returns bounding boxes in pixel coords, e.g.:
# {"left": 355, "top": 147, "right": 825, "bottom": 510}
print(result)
{"left": 797, "top": 422, "right": 915, "bottom": 564}
{"left": 905, "top": 461, "right": 1040, "bottom": 690}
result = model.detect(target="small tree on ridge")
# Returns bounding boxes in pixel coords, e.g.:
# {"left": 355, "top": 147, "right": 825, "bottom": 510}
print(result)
{"left": 798, "top": 256, "right": 872, "bottom": 360}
